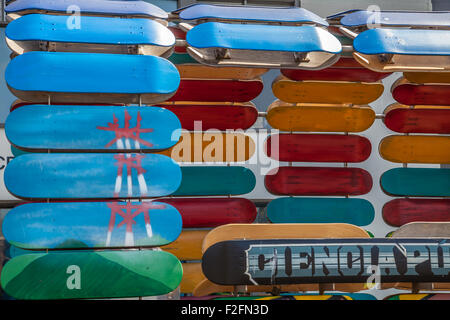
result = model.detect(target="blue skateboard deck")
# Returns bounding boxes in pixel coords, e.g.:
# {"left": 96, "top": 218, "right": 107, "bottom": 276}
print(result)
{"left": 336, "top": 10, "right": 450, "bottom": 29}
{"left": 174, "top": 166, "right": 256, "bottom": 196}
{"left": 266, "top": 197, "right": 374, "bottom": 226}
{"left": 5, "top": 51, "right": 180, "bottom": 104}
{"left": 202, "top": 238, "right": 450, "bottom": 286}
{"left": 352, "top": 28, "right": 450, "bottom": 72}
{"left": 3, "top": 201, "right": 182, "bottom": 250}
{"left": 4, "top": 153, "right": 182, "bottom": 200}
{"left": 6, "top": 105, "right": 181, "bottom": 152}
{"left": 6, "top": 14, "right": 175, "bottom": 56}
{"left": 186, "top": 23, "right": 341, "bottom": 69}
{"left": 5, "top": 0, "right": 168, "bottom": 22}
{"left": 174, "top": 4, "right": 327, "bottom": 26}
{"left": 381, "top": 168, "right": 450, "bottom": 197}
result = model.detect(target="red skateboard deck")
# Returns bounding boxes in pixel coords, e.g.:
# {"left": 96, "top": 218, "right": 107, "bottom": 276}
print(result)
{"left": 383, "top": 198, "right": 450, "bottom": 227}
{"left": 168, "top": 79, "right": 263, "bottom": 102}
{"left": 265, "top": 166, "right": 372, "bottom": 196}
{"left": 281, "top": 68, "right": 391, "bottom": 83}
{"left": 392, "top": 78, "right": 450, "bottom": 106}
{"left": 265, "top": 133, "right": 371, "bottom": 163}
{"left": 158, "top": 198, "right": 257, "bottom": 228}
{"left": 332, "top": 57, "right": 365, "bottom": 68}
{"left": 158, "top": 102, "right": 258, "bottom": 130}
{"left": 384, "top": 103, "right": 450, "bottom": 134}
{"left": 169, "top": 26, "right": 187, "bottom": 53}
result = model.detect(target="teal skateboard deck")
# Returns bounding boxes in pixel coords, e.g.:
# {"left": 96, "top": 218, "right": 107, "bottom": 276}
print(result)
{"left": 1, "top": 250, "right": 183, "bottom": 299}
{"left": 174, "top": 166, "right": 256, "bottom": 196}
{"left": 4, "top": 153, "right": 182, "bottom": 200}
{"left": 174, "top": 4, "right": 328, "bottom": 26}
{"left": 381, "top": 168, "right": 450, "bottom": 197}
{"left": 5, "top": 51, "right": 180, "bottom": 104}
{"left": 5, "top": 0, "right": 169, "bottom": 23}
{"left": 6, "top": 14, "right": 175, "bottom": 56}
{"left": 352, "top": 28, "right": 450, "bottom": 72}
{"left": 186, "top": 23, "right": 341, "bottom": 69}
{"left": 267, "top": 197, "right": 374, "bottom": 226}
{"left": 3, "top": 201, "right": 182, "bottom": 249}
{"left": 6, "top": 105, "right": 181, "bottom": 153}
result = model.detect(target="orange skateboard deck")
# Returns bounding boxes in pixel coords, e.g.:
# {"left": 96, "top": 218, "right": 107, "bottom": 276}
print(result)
{"left": 176, "top": 65, "right": 268, "bottom": 80}
{"left": 180, "top": 262, "right": 205, "bottom": 294}
{"left": 156, "top": 131, "right": 255, "bottom": 163}
{"left": 379, "top": 135, "right": 450, "bottom": 164}
{"left": 202, "top": 223, "right": 370, "bottom": 253}
{"left": 404, "top": 72, "right": 450, "bottom": 84}
{"left": 161, "top": 229, "right": 209, "bottom": 261}
{"left": 266, "top": 100, "right": 375, "bottom": 132}
{"left": 272, "top": 76, "right": 384, "bottom": 104}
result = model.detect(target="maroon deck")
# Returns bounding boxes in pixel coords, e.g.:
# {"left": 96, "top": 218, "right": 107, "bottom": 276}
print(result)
{"left": 384, "top": 107, "right": 450, "bottom": 134}
{"left": 159, "top": 104, "right": 258, "bottom": 130}
{"left": 265, "top": 166, "right": 372, "bottom": 196}
{"left": 281, "top": 68, "right": 391, "bottom": 83}
{"left": 158, "top": 197, "right": 257, "bottom": 228}
{"left": 265, "top": 133, "right": 371, "bottom": 163}
{"left": 392, "top": 82, "right": 450, "bottom": 106}
{"left": 168, "top": 79, "right": 264, "bottom": 102}
{"left": 383, "top": 198, "right": 450, "bottom": 227}
{"left": 168, "top": 26, "right": 187, "bottom": 53}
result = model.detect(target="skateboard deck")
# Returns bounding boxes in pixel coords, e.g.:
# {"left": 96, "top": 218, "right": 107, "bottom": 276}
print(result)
{"left": 266, "top": 100, "right": 375, "bottom": 132}
{"left": 186, "top": 23, "right": 341, "bottom": 69}
{"left": 385, "top": 294, "right": 450, "bottom": 300}
{"left": 404, "top": 72, "right": 450, "bottom": 84}
{"left": 391, "top": 77, "right": 450, "bottom": 106}
{"left": 202, "top": 224, "right": 371, "bottom": 254}
{"left": 6, "top": 105, "right": 181, "bottom": 152}
{"left": 180, "top": 262, "right": 205, "bottom": 294}
{"left": 175, "top": 4, "right": 328, "bottom": 26}
{"left": 159, "top": 102, "right": 258, "bottom": 131}
{"left": 1, "top": 250, "right": 182, "bottom": 300}
{"left": 6, "top": 51, "right": 180, "bottom": 105}
{"left": 272, "top": 76, "right": 384, "bottom": 104}
{"left": 169, "top": 52, "right": 198, "bottom": 65}
{"left": 265, "top": 166, "right": 372, "bottom": 196}
{"left": 192, "top": 279, "right": 367, "bottom": 296}
{"left": 159, "top": 198, "right": 256, "bottom": 228}
{"left": 353, "top": 28, "right": 450, "bottom": 72}
{"left": 5, "top": 14, "right": 175, "bottom": 56}
{"left": 168, "top": 78, "right": 263, "bottom": 102}
{"left": 379, "top": 135, "right": 450, "bottom": 164}
{"left": 3, "top": 201, "right": 182, "bottom": 250}
{"left": 265, "top": 133, "right": 371, "bottom": 163}
{"left": 383, "top": 199, "right": 450, "bottom": 227}
{"left": 202, "top": 238, "right": 450, "bottom": 286}
{"left": 5, "top": 0, "right": 168, "bottom": 23}
{"left": 383, "top": 103, "right": 450, "bottom": 134}
{"left": 380, "top": 168, "right": 450, "bottom": 197}
{"left": 173, "top": 166, "right": 256, "bottom": 196}
{"left": 156, "top": 131, "right": 256, "bottom": 163}
{"left": 4, "top": 153, "right": 182, "bottom": 200}
{"left": 266, "top": 197, "right": 374, "bottom": 226}
{"left": 281, "top": 67, "right": 391, "bottom": 83}
{"left": 9, "top": 99, "right": 125, "bottom": 112}
{"left": 336, "top": 10, "right": 450, "bottom": 30}
{"left": 176, "top": 65, "right": 268, "bottom": 80}
{"left": 391, "top": 222, "right": 450, "bottom": 238}
{"left": 161, "top": 229, "right": 209, "bottom": 261}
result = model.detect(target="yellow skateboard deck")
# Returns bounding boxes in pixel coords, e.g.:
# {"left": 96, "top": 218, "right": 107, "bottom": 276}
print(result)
{"left": 176, "top": 65, "right": 268, "bottom": 80}
{"left": 180, "top": 262, "right": 206, "bottom": 294}
{"left": 161, "top": 229, "right": 209, "bottom": 261}
{"left": 272, "top": 76, "right": 384, "bottom": 104}
{"left": 266, "top": 100, "right": 375, "bottom": 132}
{"left": 156, "top": 131, "right": 255, "bottom": 163}
{"left": 403, "top": 72, "right": 450, "bottom": 84}
{"left": 193, "top": 279, "right": 367, "bottom": 297}
{"left": 202, "top": 223, "right": 371, "bottom": 253}
{"left": 379, "top": 135, "right": 450, "bottom": 164}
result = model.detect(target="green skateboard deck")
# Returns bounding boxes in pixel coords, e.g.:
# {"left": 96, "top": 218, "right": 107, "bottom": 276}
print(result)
{"left": 1, "top": 249, "right": 183, "bottom": 300}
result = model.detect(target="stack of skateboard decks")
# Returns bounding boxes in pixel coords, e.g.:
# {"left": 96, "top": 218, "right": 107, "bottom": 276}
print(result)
{"left": 1, "top": 0, "right": 186, "bottom": 300}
